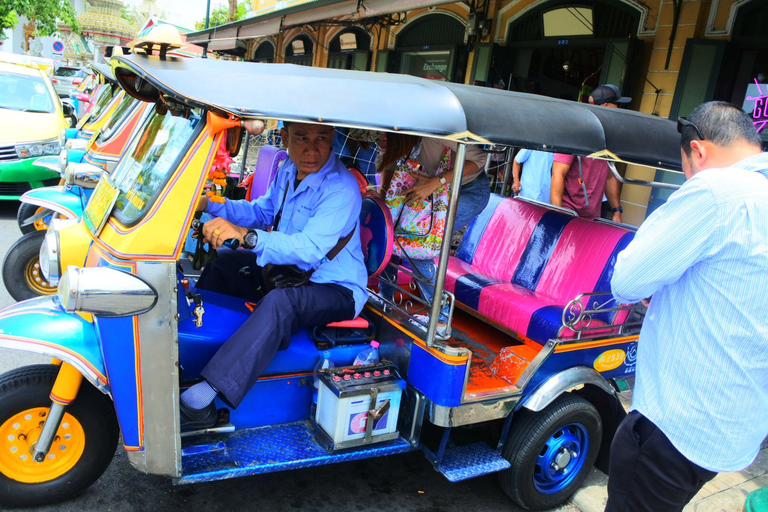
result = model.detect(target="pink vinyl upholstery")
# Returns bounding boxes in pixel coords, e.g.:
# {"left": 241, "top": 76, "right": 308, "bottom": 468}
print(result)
{"left": 449, "top": 195, "right": 634, "bottom": 343}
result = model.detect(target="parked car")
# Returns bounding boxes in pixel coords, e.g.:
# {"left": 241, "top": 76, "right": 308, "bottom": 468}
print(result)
{"left": 52, "top": 65, "right": 88, "bottom": 98}
{"left": 0, "top": 53, "right": 70, "bottom": 200}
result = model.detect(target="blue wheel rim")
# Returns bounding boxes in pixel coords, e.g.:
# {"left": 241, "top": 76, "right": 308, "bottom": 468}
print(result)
{"left": 533, "top": 422, "right": 590, "bottom": 494}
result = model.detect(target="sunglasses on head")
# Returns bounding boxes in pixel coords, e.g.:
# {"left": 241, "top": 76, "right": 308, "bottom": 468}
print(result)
{"left": 677, "top": 118, "right": 706, "bottom": 141}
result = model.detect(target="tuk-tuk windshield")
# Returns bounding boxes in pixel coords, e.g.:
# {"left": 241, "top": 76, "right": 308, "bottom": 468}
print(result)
{"left": 111, "top": 109, "right": 201, "bottom": 224}
{"left": 98, "top": 95, "right": 139, "bottom": 141}
{"left": 88, "top": 84, "right": 116, "bottom": 120}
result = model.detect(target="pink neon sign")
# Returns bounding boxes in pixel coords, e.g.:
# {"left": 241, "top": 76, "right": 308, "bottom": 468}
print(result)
{"left": 747, "top": 79, "right": 767, "bottom": 134}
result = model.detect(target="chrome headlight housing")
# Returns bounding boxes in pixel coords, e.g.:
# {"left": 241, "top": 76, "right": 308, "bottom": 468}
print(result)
{"left": 16, "top": 138, "right": 61, "bottom": 159}
{"left": 65, "top": 138, "right": 87, "bottom": 150}
{"left": 39, "top": 229, "right": 60, "bottom": 286}
{"left": 64, "top": 162, "right": 106, "bottom": 188}
{"left": 59, "top": 128, "right": 67, "bottom": 147}
{"left": 57, "top": 267, "right": 158, "bottom": 317}
{"left": 58, "top": 149, "right": 69, "bottom": 176}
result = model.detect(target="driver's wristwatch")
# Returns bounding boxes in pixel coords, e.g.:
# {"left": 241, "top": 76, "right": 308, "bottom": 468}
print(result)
{"left": 242, "top": 229, "right": 258, "bottom": 250}
{"left": 611, "top": 206, "right": 623, "bottom": 213}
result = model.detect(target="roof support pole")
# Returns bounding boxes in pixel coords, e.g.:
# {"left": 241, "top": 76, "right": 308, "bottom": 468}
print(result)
{"left": 426, "top": 142, "right": 466, "bottom": 347}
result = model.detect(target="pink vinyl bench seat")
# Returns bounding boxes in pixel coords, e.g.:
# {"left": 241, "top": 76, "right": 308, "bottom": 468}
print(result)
{"left": 446, "top": 195, "right": 635, "bottom": 344}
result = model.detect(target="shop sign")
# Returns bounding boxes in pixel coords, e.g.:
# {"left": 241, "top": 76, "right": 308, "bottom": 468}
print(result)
{"left": 744, "top": 79, "right": 767, "bottom": 134}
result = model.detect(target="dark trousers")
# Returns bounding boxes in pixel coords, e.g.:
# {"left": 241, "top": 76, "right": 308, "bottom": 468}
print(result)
{"left": 196, "top": 248, "right": 355, "bottom": 408}
{"left": 605, "top": 411, "right": 717, "bottom": 512}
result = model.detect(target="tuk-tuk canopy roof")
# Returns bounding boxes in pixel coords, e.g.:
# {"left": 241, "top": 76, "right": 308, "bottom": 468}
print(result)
{"left": 91, "top": 62, "right": 116, "bottom": 83}
{"left": 112, "top": 54, "right": 682, "bottom": 171}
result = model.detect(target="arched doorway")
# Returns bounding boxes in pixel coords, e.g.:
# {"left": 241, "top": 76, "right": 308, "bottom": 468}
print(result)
{"left": 251, "top": 40, "right": 275, "bottom": 63}
{"left": 494, "top": 0, "right": 641, "bottom": 100}
{"left": 393, "top": 13, "right": 467, "bottom": 83}
{"left": 327, "top": 27, "right": 371, "bottom": 71}
{"left": 285, "top": 34, "right": 313, "bottom": 66}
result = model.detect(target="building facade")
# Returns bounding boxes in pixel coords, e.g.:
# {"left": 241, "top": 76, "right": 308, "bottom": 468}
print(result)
{"left": 189, "top": 0, "right": 767, "bottom": 225}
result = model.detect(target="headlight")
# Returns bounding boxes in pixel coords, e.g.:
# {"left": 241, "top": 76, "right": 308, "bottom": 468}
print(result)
{"left": 57, "top": 267, "right": 158, "bottom": 317}
{"left": 16, "top": 138, "right": 61, "bottom": 159}
{"left": 39, "top": 229, "right": 60, "bottom": 286}
{"left": 59, "top": 149, "right": 69, "bottom": 176}
{"left": 65, "top": 138, "right": 87, "bottom": 150}
{"left": 65, "top": 163, "right": 106, "bottom": 188}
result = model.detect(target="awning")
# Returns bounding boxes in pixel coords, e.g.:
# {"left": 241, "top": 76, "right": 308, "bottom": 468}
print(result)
{"left": 282, "top": 1, "right": 358, "bottom": 27}
{"left": 357, "top": 0, "right": 450, "bottom": 17}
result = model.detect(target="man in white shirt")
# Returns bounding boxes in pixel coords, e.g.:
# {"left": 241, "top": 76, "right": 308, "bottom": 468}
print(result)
{"left": 606, "top": 101, "right": 768, "bottom": 511}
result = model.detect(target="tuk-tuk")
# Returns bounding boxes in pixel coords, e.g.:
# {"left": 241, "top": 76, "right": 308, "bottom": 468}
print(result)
{"left": 4, "top": 93, "right": 153, "bottom": 300}
{"left": 63, "top": 63, "right": 124, "bottom": 144}
{"left": 0, "top": 54, "right": 683, "bottom": 510}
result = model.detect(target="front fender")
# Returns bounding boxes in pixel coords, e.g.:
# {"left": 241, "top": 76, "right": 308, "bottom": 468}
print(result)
{"left": 521, "top": 366, "right": 615, "bottom": 412}
{"left": 0, "top": 296, "right": 107, "bottom": 393}
{"left": 20, "top": 186, "right": 85, "bottom": 219}
{"left": 32, "top": 156, "right": 60, "bottom": 172}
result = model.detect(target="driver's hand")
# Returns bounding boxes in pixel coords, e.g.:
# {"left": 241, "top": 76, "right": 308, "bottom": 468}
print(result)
{"left": 203, "top": 217, "right": 248, "bottom": 249}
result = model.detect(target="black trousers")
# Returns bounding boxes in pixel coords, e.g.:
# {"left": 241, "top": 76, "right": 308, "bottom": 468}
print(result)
{"left": 605, "top": 410, "right": 717, "bottom": 512}
{"left": 196, "top": 248, "right": 356, "bottom": 408}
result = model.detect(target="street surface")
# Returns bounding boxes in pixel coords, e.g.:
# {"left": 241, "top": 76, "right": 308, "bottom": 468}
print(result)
{"left": 0, "top": 200, "right": 582, "bottom": 512}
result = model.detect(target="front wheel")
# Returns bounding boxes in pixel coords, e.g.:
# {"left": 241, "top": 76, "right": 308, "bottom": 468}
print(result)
{"left": 2, "top": 230, "right": 57, "bottom": 301}
{"left": 498, "top": 393, "right": 602, "bottom": 511}
{"left": 0, "top": 364, "right": 118, "bottom": 508}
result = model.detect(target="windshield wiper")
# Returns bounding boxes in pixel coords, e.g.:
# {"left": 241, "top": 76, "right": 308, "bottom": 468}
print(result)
{"left": 22, "top": 109, "right": 52, "bottom": 113}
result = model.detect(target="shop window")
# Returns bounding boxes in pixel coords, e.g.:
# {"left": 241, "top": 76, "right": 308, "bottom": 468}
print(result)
{"left": 670, "top": 40, "right": 725, "bottom": 119}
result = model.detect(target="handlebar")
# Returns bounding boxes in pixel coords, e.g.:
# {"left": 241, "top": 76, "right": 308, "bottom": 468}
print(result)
{"left": 191, "top": 219, "right": 240, "bottom": 250}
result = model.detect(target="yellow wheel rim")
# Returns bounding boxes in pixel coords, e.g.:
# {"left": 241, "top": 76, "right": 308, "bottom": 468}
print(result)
{"left": 0, "top": 407, "right": 85, "bottom": 483}
{"left": 24, "top": 256, "right": 57, "bottom": 295}
{"left": 32, "top": 207, "right": 49, "bottom": 231}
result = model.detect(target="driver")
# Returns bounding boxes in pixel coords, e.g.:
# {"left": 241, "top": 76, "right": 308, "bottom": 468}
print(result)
{"left": 180, "top": 120, "right": 368, "bottom": 430}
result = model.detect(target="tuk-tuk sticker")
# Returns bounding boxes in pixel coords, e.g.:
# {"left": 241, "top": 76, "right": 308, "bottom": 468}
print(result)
{"left": 593, "top": 349, "right": 626, "bottom": 372}
{"left": 84, "top": 178, "right": 119, "bottom": 236}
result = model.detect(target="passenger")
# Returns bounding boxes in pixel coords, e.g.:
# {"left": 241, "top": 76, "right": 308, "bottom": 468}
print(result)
{"left": 550, "top": 84, "right": 627, "bottom": 221}
{"left": 377, "top": 133, "right": 489, "bottom": 334}
{"left": 180, "top": 120, "right": 368, "bottom": 430}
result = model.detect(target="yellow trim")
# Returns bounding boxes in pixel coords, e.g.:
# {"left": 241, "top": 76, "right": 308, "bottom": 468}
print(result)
{"left": 0, "top": 408, "right": 85, "bottom": 484}
{"left": 554, "top": 335, "right": 639, "bottom": 353}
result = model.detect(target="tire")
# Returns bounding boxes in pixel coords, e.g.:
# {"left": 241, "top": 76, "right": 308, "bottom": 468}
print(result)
{"left": 498, "top": 393, "right": 602, "bottom": 511}
{"left": 0, "top": 364, "right": 118, "bottom": 508}
{"left": 67, "top": 114, "right": 78, "bottom": 128}
{"left": 2, "top": 230, "right": 57, "bottom": 301}
{"left": 17, "top": 202, "right": 55, "bottom": 235}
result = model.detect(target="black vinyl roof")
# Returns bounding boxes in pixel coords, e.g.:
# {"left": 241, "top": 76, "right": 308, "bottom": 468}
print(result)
{"left": 112, "top": 54, "right": 682, "bottom": 171}
{"left": 91, "top": 63, "right": 116, "bottom": 83}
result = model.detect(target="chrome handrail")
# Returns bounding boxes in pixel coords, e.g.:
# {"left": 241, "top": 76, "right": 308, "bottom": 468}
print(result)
{"left": 560, "top": 291, "right": 645, "bottom": 341}
{"left": 608, "top": 161, "right": 681, "bottom": 191}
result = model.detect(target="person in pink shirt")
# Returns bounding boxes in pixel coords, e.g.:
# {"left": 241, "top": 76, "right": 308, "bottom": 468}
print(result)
{"left": 550, "top": 84, "right": 628, "bottom": 222}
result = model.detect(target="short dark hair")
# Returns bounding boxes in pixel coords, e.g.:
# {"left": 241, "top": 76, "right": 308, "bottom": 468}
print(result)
{"left": 680, "top": 101, "right": 761, "bottom": 156}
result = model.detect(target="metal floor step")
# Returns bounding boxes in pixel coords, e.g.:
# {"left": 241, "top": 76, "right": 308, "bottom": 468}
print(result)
{"left": 177, "top": 420, "right": 413, "bottom": 484}
{"left": 435, "top": 442, "right": 511, "bottom": 482}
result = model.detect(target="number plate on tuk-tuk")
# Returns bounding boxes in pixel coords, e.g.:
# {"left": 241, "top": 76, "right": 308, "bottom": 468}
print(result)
{"left": 84, "top": 177, "right": 119, "bottom": 236}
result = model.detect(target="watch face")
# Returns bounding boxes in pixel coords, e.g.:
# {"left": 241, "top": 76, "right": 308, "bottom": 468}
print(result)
{"left": 244, "top": 231, "right": 257, "bottom": 248}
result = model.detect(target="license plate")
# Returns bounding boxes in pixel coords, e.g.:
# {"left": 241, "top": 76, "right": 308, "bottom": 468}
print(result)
{"left": 84, "top": 178, "right": 119, "bottom": 236}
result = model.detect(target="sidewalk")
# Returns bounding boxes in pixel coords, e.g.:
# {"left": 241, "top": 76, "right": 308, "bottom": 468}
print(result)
{"left": 565, "top": 391, "right": 768, "bottom": 512}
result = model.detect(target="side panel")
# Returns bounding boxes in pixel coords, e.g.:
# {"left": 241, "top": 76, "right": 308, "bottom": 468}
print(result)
{"left": 407, "top": 340, "right": 468, "bottom": 408}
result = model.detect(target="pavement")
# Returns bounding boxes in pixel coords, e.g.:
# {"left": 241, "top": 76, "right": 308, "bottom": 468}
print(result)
{"left": 564, "top": 390, "right": 768, "bottom": 512}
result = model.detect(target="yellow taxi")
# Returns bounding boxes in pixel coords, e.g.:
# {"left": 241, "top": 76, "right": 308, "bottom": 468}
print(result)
{"left": 0, "top": 53, "right": 70, "bottom": 199}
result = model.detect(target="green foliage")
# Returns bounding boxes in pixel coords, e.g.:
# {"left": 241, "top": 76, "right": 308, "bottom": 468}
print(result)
{"left": 194, "top": 1, "right": 248, "bottom": 30}
{"left": 0, "top": 0, "right": 80, "bottom": 35}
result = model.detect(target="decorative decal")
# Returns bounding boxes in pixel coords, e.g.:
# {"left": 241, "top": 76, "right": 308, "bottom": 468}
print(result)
{"left": 593, "top": 348, "right": 626, "bottom": 372}
{"left": 745, "top": 79, "right": 767, "bottom": 134}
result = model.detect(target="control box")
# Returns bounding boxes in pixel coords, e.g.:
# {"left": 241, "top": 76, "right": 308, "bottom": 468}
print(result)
{"left": 315, "top": 363, "right": 405, "bottom": 450}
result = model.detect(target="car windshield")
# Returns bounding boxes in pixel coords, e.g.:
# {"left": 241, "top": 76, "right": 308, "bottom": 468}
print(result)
{"left": 98, "top": 95, "right": 139, "bottom": 141}
{"left": 54, "top": 67, "right": 83, "bottom": 78}
{"left": 111, "top": 109, "right": 202, "bottom": 224}
{"left": 88, "top": 84, "right": 116, "bottom": 120}
{"left": 0, "top": 71, "right": 55, "bottom": 113}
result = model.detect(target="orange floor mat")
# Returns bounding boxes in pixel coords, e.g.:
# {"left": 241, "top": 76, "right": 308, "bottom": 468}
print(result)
{"left": 447, "top": 310, "right": 543, "bottom": 400}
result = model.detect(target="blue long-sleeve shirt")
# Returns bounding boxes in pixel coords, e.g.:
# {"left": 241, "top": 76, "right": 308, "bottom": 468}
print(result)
{"left": 207, "top": 154, "right": 368, "bottom": 315}
{"left": 611, "top": 151, "right": 768, "bottom": 472}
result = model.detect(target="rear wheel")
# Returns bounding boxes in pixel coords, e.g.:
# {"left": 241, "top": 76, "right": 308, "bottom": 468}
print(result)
{"left": 0, "top": 364, "right": 118, "bottom": 508}
{"left": 498, "top": 393, "right": 602, "bottom": 511}
{"left": 17, "top": 202, "right": 55, "bottom": 235}
{"left": 2, "top": 230, "right": 56, "bottom": 301}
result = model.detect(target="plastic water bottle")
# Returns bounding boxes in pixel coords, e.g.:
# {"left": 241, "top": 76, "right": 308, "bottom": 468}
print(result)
{"left": 312, "top": 350, "right": 334, "bottom": 404}
{"left": 353, "top": 340, "right": 380, "bottom": 366}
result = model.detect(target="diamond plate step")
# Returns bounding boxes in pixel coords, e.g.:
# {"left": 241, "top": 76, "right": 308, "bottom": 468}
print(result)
{"left": 435, "top": 442, "right": 511, "bottom": 482}
{"left": 177, "top": 420, "right": 414, "bottom": 484}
